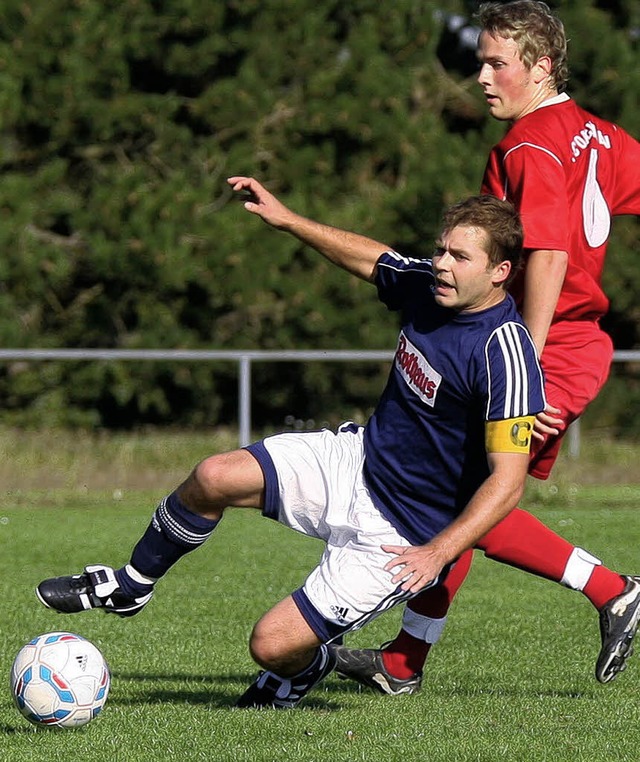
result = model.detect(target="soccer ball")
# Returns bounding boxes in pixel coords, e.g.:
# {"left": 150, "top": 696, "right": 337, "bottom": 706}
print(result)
{"left": 10, "top": 632, "right": 110, "bottom": 728}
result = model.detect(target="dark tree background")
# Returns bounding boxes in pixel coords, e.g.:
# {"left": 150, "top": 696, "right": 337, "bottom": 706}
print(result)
{"left": 0, "top": 0, "right": 637, "bottom": 431}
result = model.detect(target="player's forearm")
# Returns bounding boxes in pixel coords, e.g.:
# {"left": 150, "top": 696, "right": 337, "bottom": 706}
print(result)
{"left": 425, "top": 465, "right": 527, "bottom": 565}
{"left": 383, "top": 461, "right": 528, "bottom": 594}
{"left": 520, "top": 248, "right": 568, "bottom": 354}
{"left": 279, "top": 213, "right": 388, "bottom": 283}
{"left": 227, "top": 175, "right": 387, "bottom": 282}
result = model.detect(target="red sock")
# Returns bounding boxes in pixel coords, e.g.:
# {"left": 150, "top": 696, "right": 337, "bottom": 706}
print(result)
{"left": 478, "top": 508, "right": 574, "bottom": 579}
{"left": 478, "top": 508, "right": 625, "bottom": 609}
{"left": 382, "top": 631, "right": 430, "bottom": 678}
{"left": 583, "top": 566, "right": 626, "bottom": 609}
{"left": 382, "top": 550, "right": 474, "bottom": 679}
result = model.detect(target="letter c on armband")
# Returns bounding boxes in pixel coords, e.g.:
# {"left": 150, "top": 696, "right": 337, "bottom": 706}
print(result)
{"left": 510, "top": 420, "right": 532, "bottom": 448}
{"left": 485, "top": 416, "right": 536, "bottom": 453}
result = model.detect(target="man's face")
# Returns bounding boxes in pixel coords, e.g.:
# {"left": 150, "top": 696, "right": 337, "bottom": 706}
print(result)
{"left": 476, "top": 31, "right": 541, "bottom": 121}
{"left": 431, "top": 225, "right": 509, "bottom": 313}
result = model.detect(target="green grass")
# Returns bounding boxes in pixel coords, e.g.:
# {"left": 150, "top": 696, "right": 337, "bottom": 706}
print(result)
{"left": 0, "top": 429, "right": 639, "bottom": 761}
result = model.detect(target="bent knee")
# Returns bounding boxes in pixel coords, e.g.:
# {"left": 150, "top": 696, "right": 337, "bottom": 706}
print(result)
{"left": 191, "top": 457, "right": 225, "bottom": 498}
{"left": 248, "top": 621, "right": 291, "bottom": 671}
{"left": 186, "top": 450, "right": 264, "bottom": 509}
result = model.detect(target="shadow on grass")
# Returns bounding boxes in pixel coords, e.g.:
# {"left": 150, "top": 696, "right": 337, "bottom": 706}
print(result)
{"left": 425, "top": 676, "right": 596, "bottom": 701}
{"left": 110, "top": 670, "right": 348, "bottom": 710}
{"left": 0, "top": 724, "right": 45, "bottom": 735}
{"left": 0, "top": 722, "right": 96, "bottom": 734}
{"left": 97, "top": 669, "right": 597, "bottom": 711}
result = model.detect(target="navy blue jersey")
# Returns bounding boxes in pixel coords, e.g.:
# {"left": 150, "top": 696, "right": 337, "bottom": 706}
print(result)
{"left": 362, "top": 251, "right": 546, "bottom": 545}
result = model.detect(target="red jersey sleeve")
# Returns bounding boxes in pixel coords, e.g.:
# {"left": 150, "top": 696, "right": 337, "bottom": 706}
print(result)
{"left": 608, "top": 125, "right": 640, "bottom": 215}
{"left": 482, "top": 143, "right": 570, "bottom": 252}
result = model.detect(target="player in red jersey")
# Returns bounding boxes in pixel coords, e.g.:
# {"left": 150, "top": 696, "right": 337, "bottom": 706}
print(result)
{"left": 331, "top": 0, "right": 640, "bottom": 693}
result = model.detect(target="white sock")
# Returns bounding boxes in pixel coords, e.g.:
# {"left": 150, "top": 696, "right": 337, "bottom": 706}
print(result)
{"left": 560, "top": 547, "right": 601, "bottom": 591}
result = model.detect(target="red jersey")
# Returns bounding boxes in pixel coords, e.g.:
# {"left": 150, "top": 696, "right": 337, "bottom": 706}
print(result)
{"left": 482, "top": 94, "right": 640, "bottom": 323}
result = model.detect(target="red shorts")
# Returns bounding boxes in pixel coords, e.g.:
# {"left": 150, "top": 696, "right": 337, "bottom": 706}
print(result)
{"left": 528, "top": 321, "right": 613, "bottom": 480}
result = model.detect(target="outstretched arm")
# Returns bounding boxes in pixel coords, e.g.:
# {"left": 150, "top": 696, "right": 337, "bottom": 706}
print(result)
{"left": 227, "top": 176, "right": 390, "bottom": 283}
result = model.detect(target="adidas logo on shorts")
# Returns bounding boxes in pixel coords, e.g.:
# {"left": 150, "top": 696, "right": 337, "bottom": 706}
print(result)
{"left": 331, "top": 605, "right": 350, "bottom": 622}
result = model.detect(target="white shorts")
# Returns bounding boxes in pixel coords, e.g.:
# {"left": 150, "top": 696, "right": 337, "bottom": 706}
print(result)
{"left": 247, "top": 423, "right": 432, "bottom": 643}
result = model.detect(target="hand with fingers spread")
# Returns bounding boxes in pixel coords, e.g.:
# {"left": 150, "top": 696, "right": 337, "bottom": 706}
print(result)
{"left": 382, "top": 543, "right": 450, "bottom": 596}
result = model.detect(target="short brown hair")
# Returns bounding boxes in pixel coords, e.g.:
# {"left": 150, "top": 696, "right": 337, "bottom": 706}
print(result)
{"left": 476, "top": 1, "right": 569, "bottom": 92}
{"left": 441, "top": 195, "right": 523, "bottom": 286}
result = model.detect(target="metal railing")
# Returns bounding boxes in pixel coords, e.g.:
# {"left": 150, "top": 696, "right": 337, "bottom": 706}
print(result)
{"left": 0, "top": 348, "right": 638, "bottom": 454}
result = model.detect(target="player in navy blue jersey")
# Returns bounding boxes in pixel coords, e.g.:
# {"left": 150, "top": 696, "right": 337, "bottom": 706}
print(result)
{"left": 36, "top": 180, "right": 545, "bottom": 708}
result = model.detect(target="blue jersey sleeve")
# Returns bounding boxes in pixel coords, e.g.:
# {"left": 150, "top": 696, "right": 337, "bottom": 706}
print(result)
{"left": 483, "top": 322, "right": 546, "bottom": 420}
{"left": 375, "top": 251, "right": 435, "bottom": 311}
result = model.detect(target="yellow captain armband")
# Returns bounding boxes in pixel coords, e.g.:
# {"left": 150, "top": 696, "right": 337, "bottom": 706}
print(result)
{"left": 485, "top": 416, "right": 536, "bottom": 453}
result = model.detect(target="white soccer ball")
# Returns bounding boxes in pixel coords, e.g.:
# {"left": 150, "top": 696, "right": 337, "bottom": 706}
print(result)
{"left": 10, "top": 632, "right": 110, "bottom": 728}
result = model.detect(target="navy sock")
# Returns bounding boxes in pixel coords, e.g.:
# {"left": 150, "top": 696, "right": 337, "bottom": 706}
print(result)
{"left": 118, "top": 491, "right": 219, "bottom": 594}
{"left": 237, "top": 645, "right": 337, "bottom": 708}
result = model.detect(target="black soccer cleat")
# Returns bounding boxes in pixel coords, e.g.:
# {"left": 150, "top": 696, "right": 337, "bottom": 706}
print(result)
{"left": 595, "top": 575, "right": 640, "bottom": 684}
{"left": 329, "top": 644, "right": 422, "bottom": 696}
{"left": 36, "top": 564, "right": 153, "bottom": 618}
{"left": 235, "top": 644, "right": 336, "bottom": 709}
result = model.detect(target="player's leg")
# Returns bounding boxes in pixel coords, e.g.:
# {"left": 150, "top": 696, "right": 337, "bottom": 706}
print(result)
{"left": 50, "top": 422, "right": 364, "bottom": 625}
{"left": 235, "top": 596, "right": 338, "bottom": 709}
{"left": 332, "top": 550, "right": 473, "bottom": 694}
{"left": 237, "top": 531, "right": 436, "bottom": 708}
{"left": 332, "top": 548, "right": 474, "bottom": 688}
{"left": 238, "top": 424, "right": 442, "bottom": 707}
{"left": 36, "top": 448, "right": 265, "bottom": 616}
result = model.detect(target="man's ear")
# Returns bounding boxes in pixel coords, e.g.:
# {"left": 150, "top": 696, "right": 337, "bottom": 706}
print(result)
{"left": 531, "top": 55, "right": 553, "bottom": 85}
{"left": 493, "top": 259, "right": 512, "bottom": 286}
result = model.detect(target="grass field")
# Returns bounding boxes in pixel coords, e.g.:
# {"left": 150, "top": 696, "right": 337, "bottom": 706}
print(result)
{"left": 1, "top": 428, "right": 639, "bottom": 762}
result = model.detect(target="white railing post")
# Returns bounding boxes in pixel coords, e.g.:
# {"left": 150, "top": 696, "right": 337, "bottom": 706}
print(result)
{"left": 567, "top": 418, "right": 580, "bottom": 459}
{"left": 239, "top": 355, "right": 252, "bottom": 447}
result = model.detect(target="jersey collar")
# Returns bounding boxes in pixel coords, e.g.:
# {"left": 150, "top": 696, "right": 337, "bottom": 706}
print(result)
{"left": 534, "top": 92, "right": 571, "bottom": 112}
